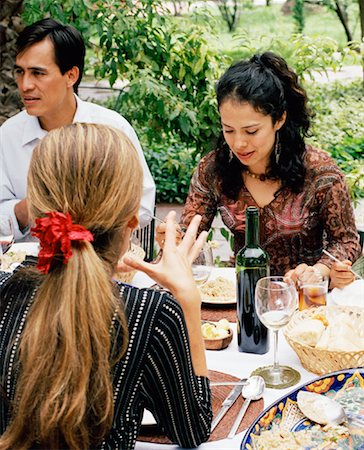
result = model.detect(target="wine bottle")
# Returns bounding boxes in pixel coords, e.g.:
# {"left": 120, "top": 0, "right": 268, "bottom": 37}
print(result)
{"left": 236, "top": 206, "right": 270, "bottom": 354}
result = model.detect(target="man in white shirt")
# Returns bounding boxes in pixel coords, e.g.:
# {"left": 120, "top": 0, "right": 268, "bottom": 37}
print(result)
{"left": 0, "top": 18, "right": 156, "bottom": 241}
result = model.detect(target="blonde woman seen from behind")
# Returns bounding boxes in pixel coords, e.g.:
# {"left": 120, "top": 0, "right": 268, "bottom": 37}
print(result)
{"left": 0, "top": 123, "right": 211, "bottom": 450}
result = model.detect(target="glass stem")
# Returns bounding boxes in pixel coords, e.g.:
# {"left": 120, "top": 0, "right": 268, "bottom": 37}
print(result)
{"left": 273, "top": 330, "right": 279, "bottom": 371}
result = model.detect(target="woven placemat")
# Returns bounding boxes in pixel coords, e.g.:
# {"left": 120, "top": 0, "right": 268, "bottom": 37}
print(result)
{"left": 201, "top": 304, "right": 237, "bottom": 323}
{"left": 138, "top": 369, "right": 264, "bottom": 444}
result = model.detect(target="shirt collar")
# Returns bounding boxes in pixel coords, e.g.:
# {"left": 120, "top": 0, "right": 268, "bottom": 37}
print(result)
{"left": 73, "top": 94, "right": 92, "bottom": 122}
{"left": 22, "top": 113, "right": 47, "bottom": 146}
{"left": 21, "top": 94, "right": 85, "bottom": 146}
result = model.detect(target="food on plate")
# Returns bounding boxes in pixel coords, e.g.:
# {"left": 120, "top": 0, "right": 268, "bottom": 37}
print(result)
{"left": 289, "top": 310, "right": 364, "bottom": 352}
{"left": 199, "top": 276, "right": 235, "bottom": 301}
{"left": 296, "top": 391, "right": 345, "bottom": 425}
{"left": 201, "top": 319, "right": 231, "bottom": 339}
{"left": 289, "top": 319, "right": 325, "bottom": 346}
{"left": 252, "top": 424, "right": 349, "bottom": 449}
{"left": 1, "top": 250, "right": 27, "bottom": 271}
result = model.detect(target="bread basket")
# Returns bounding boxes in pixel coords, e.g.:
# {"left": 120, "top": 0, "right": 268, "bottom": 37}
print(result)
{"left": 284, "top": 306, "right": 364, "bottom": 375}
{"left": 114, "top": 243, "right": 145, "bottom": 284}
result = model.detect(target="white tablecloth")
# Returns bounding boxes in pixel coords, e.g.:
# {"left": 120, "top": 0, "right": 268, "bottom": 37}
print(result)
{"left": 132, "top": 270, "right": 318, "bottom": 450}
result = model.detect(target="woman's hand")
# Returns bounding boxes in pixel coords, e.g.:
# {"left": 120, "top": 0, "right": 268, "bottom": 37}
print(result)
{"left": 123, "top": 211, "right": 209, "bottom": 377}
{"left": 329, "top": 260, "right": 355, "bottom": 289}
{"left": 123, "top": 211, "right": 207, "bottom": 302}
{"left": 285, "top": 263, "right": 330, "bottom": 287}
{"left": 155, "top": 219, "right": 185, "bottom": 249}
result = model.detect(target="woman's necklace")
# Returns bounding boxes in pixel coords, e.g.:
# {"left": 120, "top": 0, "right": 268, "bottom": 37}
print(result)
{"left": 245, "top": 169, "right": 278, "bottom": 182}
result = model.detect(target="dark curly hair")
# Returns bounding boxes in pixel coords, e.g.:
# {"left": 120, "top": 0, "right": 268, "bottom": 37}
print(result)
{"left": 215, "top": 52, "right": 312, "bottom": 199}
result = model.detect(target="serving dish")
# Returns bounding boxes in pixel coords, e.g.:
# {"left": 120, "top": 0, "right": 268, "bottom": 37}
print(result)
{"left": 241, "top": 368, "right": 364, "bottom": 450}
{"left": 204, "top": 327, "right": 233, "bottom": 350}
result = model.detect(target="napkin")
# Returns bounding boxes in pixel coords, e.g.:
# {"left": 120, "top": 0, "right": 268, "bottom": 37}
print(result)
{"left": 330, "top": 280, "right": 364, "bottom": 307}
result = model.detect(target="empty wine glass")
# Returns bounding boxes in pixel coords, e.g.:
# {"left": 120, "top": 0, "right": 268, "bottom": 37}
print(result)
{"left": 252, "top": 276, "right": 301, "bottom": 389}
{"left": 192, "top": 244, "right": 214, "bottom": 286}
{"left": 0, "top": 214, "right": 15, "bottom": 270}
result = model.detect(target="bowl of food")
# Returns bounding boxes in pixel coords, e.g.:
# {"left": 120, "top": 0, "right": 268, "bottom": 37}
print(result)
{"left": 284, "top": 306, "right": 364, "bottom": 375}
{"left": 201, "top": 319, "right": 233, "bottom": 350}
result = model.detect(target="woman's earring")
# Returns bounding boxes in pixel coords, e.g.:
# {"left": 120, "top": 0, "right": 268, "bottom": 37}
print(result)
{"left": 275, "top": 132, "right": 281, "bottom": 165}
{"left": 229, "top": 149, "right": 233, "bottom": 162}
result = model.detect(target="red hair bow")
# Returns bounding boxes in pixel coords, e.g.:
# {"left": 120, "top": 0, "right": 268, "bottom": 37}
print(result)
{"left": 31, "top": 211, "right": 94, "bottom": 274}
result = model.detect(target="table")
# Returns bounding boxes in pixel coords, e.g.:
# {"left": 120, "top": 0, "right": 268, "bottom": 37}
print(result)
{"left": 132, "top": 270, "right": 319, "bottom": 450}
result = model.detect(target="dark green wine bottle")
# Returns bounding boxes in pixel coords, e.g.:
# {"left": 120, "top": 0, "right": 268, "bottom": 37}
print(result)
{"left": 236, "top": 206, "right": 270, "bottom": 354}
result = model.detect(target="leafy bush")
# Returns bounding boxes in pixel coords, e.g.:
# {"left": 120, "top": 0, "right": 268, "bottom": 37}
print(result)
{"left": 22, "top": 0, "right": 227, "bottom": 157}
{"left": 142, "top": 138, "right": 199, "bottom": 203}
{"left": 308, "top": 80, "right": 364, "bottom": 201}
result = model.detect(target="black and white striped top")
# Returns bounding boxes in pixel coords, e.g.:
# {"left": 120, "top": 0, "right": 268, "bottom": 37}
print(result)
{"left": 0, "top": 262, "right": 212, "bottom": 449}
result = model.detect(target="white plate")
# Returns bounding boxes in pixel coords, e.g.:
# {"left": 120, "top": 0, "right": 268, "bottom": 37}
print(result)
{"left": 141, "top": 409, "right": 157, "bottom": 426}
{"left": 10, "top": 242, "right": 39, "bottom": 256}
{"left": 329, "top": 279, "right": 364, "bottom": 307}
{"left": 199, "top": 267, "right": 236, "bottom": 305}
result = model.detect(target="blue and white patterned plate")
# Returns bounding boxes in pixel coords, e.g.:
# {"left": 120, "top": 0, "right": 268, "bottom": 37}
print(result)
{"left": 241, "top": 368, "right": 364, "bottom": 449}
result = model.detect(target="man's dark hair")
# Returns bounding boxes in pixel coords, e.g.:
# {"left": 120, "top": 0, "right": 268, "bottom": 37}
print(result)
{"left": 16, "top": 18, "right": 85, "bottom": 94}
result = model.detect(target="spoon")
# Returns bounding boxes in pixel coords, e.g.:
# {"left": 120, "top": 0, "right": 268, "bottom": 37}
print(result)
{"left": 297, "top": 391, "right": 347, "bottom": 425}
{"left": 227, "top": 375, "right": 265, "bottom": 439}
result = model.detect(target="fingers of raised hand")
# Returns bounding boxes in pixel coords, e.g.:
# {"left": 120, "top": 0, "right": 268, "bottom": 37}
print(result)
{"left": 178, "top": 215, "right": 202, "bottom": 251}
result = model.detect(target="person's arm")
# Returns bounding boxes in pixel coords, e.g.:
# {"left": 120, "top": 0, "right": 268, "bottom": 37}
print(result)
{"left": 285, "top": 172, "right": 361, "bottom": 286}
{"left": 179, "top": 154, "right": 218, "bottom": 233}
{"left": 123, "top": 212, "right": 208, "bottom": 376}
{"left": 317, "top": 172, "right": 361, "bottom": 267}
{"left": 141, "top": 293, "right": 212, "bottom": 448}
{"left": 0, "top": 134, "right": 29, "bottom": 240}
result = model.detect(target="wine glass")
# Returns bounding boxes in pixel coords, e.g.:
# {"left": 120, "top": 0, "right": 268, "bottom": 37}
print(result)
{"left": 0, "top": 214, "right": 15, "bottom": 270}
{"left": 252, "top": 276, "right": 301, "bottom": 389}
{"left": 192, "top": 244, "right": 214, "bottom": 286}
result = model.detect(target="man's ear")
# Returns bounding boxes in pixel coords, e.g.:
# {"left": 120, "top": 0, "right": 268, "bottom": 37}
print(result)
{"left": 66, "top": 66, "right": 80, "bottom": 88}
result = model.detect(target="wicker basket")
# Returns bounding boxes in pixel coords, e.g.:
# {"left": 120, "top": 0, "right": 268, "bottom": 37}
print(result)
{"left": 284, "top": 306, "right": 364, "bottom": 375}
{"left": 114, "top": 243, "right": 145, "bottom": 284}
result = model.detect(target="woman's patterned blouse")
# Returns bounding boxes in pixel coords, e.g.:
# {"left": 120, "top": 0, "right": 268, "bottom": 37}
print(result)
{"left": 180, "top": 146, "right": 361, "bottom": 275}
{"left": 0, "top": 264, "right": 212, "bottom": 449}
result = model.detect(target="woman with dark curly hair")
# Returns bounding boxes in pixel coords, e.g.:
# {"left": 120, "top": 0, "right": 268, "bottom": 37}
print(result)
{"left": 178, "top": 52, "right": 361, "bottom": 286}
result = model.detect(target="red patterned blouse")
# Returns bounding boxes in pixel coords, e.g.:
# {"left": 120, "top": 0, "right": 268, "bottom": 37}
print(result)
{"left": 180, "top": 146, "right": 361, "bottom": 275}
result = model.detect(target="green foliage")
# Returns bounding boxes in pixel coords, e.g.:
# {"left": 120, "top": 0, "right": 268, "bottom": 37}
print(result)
{"left": 142, "top": 137, "right": 199, "bottom": 203}
{"left": 232, "top": 33, "right": 359, "bottom": 81}
{"left": 308, "top": 80, "right": 364, "bottom": 201}
{"left": 22, "top": 0, "right": 227, "bottom": 157}
{"left": 293, "top": 0, "right": 305, "bottom": 33}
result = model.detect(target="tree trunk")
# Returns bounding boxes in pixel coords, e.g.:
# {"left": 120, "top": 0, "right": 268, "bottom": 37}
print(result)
{"left": 0, "top": 0, "right": 24, "bottom": 125}
{"left": 359, "top": 0, "right": 364, "bottom": 85}
{"left": 333, "top": 0, "right": 353, "bottom": 42}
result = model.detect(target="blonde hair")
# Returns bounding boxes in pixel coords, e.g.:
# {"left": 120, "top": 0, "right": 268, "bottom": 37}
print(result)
{"left": 0, "top": 123, "right": 143, "bottom": 449}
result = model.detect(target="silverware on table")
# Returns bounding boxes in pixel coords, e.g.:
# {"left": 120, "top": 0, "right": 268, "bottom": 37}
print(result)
{"left": 211, "top": 380, "right": 247, "bottom": 386}
{"left": 322, "top": 249, "right": 363, "bottom": 280}
{"left": 210, "top": 379, "right": 246, "bottom": 432}
{"left": 227, "top": 376, "right": 265, "bottom": 439}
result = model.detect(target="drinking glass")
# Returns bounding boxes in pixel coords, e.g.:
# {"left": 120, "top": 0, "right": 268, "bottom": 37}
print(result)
{"left": 252, "top": 276, "right": 301, "bottom": 389}
{"left": 0, "top": 214, "right": 15, "bottom": 270}
{"left": 298, "top": 271, "right": 328, "bottom": 310}
{"left": 192, "top": 244, "right": 214, "bottom": 286}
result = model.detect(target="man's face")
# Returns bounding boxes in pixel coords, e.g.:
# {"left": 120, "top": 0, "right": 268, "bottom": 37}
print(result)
{"left": 14, "top": 38, "right": 76, "bottom": 121}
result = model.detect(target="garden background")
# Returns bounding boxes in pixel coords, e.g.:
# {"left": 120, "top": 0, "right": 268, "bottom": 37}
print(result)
{"left": 1, "top": 0, "right": 363, "bottom": 258}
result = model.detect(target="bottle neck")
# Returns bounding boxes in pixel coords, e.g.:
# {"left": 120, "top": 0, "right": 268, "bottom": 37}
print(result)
{"left": 245, "top": 211, "right": 259, "bottom": 247}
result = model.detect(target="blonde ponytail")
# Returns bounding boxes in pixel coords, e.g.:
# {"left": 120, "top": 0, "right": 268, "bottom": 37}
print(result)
{"left": 0, "top": 123, "right": 142, "bottom": 449}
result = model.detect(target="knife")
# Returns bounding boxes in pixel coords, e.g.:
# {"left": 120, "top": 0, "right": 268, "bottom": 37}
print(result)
{"left": 210, "top": 380, "right": 245, "bottom": 432}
